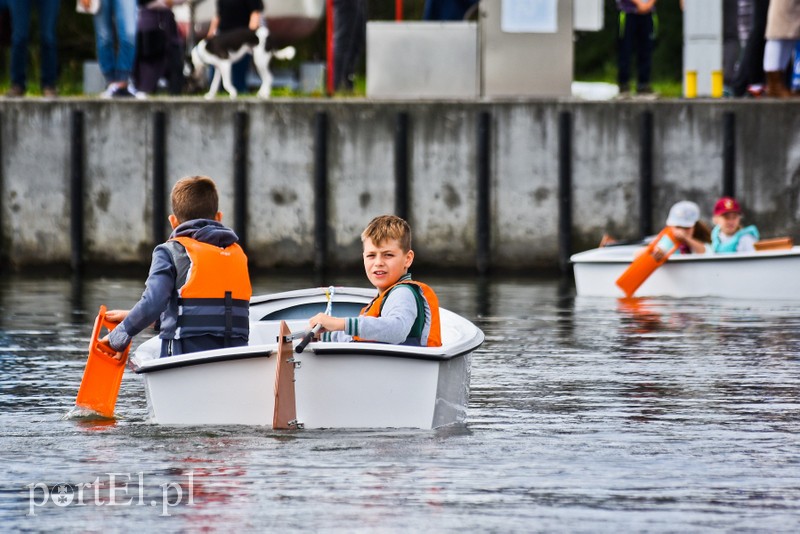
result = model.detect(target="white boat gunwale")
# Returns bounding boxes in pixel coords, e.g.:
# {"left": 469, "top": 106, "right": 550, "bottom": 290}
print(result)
{"left": 132, "top": 346, "right": 275, "bottom": 374}
{"left": 310, "top": 342, "right": 480, "bottom": 361}
{"left": 132, "top": 338, "right": 476, "bottom": 375}
{"left": 570, "top": 245, "right": 800, "bottom": 264}
{"left": 250, "top": 286, "right": 378, "bottom": 306}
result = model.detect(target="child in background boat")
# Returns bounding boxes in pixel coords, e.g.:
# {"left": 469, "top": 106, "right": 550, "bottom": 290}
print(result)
{"left": 650, "top": 200, "right": 709, "bottom": 261}
{"left": 307, "top": 215, "right": 442, "bottom": 347}
{"left": 102, "top": 175, "right": 252, "bottom": 358}
{"left": 710, "top": 196, "right": 760, "bottom": 253}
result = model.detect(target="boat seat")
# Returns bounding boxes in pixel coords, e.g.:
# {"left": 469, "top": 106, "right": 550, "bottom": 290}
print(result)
{"left": 754, "top": 237, "right": 793, "bottom": 251}
{"left": 247, "top": 320, "right": 306, "bottom": 345}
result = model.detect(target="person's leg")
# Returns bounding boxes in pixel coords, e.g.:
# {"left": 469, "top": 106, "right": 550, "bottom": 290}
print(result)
{"left": 334, "top": 0, "right": 360, "bottom": 90}
{"left": 37, "top": 0, "right": 60, "bottom": 90}
{"left": 338, "top": 0, "right": 366, "bottom": 91}
{"left": 635, "top": 13, "right": 655, "bottom": 92}
{"left": 763, "top": 39, "right": 793, "bottom": 97}
{"left": 133, "top": 8, "right": 160, "bottom": 93}
{"left": 423, "top": 0, "right": 436, "bottom": 20}
{"left": 93, "top": 0, "right": 117, "bottom": 84}
{"left": 165, "top": 13, "right": 184, "bottom": 95}
{"left": 8, "top": 0, "right": 32, "bottom": 91}
{"left": 342, "top": 0, "right": 367, "bottom": 86}
{"left": 730, "top": 0, "right": 768, "bottom": 96}
{"left": 616, "top": 11, "right": 633, "bottom": 92}
{"left": 112, "top": 0, "right": 138, "bottom": 83}
{"left": 722, "top": 0, "right": 740, "bottom": 86}
{"left": 763, "top": 39, "right": 793, "bottom": 72}
{"left": 231, "top": 57, "right": 249, "bottom": 93}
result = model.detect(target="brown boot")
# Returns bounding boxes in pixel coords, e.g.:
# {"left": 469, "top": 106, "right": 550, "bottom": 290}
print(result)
{"left": 765, "top": 71, "right": 791, "bottom": 98}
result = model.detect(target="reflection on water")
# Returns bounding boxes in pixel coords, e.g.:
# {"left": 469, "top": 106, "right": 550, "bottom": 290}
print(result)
{"left": 1, "top": 273, "right": 800, "bottom": 531}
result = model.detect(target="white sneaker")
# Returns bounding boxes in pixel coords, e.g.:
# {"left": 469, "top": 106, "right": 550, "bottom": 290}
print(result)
{"left": 100, "top": 82, "right": 119, "bottom": 99}
{"left": 109, "top": 83, "right": 135, "bottom": 98}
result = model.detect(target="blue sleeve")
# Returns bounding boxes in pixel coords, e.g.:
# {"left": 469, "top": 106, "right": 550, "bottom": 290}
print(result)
{"left": 108, "top": 246, "right": 176, "bottom": 351}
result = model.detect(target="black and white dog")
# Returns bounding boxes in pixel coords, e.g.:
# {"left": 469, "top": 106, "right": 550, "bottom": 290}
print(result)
{"left": 189, "top": 26, "right": 295, "bottom": 99}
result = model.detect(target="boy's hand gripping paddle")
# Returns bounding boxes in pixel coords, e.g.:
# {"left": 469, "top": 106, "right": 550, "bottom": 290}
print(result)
{"left": 75, "top": 305, "right": 130, "bottom": 418}
{"left": 615, "top": 228, "right": 679, "bottom": 298}
{"left": 295, "top": 286, "right": 334, "bottom": 353}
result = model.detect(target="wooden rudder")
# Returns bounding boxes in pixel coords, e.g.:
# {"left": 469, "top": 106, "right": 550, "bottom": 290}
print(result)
{"left": 273, "top": 321, "right": 298, "bottom": 429}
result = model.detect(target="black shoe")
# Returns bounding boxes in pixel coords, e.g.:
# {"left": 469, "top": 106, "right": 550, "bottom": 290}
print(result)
{"left": 112, "top": 85, "right": 135, "bottom": 98}
{"left": 5, "top": 85, "right": 24, "bottom": 97}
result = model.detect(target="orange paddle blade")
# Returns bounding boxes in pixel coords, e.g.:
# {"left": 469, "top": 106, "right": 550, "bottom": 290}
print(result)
{"left": 615, "top": 228, "right": 678, "bottom": 298}
{"left": 75, "top": 305, "right": 129, "bottom": 418}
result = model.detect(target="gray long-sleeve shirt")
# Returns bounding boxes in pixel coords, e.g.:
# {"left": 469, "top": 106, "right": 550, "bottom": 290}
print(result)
{"left": 321, "top": 283, "right": 433, "bottom": 345}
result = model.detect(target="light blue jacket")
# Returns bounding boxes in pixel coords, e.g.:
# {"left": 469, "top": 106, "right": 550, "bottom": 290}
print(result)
{"left": 711, "top": 225, "right": 759, "bottom": 253}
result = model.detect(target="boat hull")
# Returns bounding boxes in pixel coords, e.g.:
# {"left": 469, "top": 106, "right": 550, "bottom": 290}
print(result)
{"left": 571, "top": 246, "right": 800, "bottom": 299}
{"left": 132, "top": 287, "right": 481, "bottom": 428}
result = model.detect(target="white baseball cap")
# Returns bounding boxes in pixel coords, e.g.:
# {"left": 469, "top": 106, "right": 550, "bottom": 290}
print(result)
{"left": 666, "top": 201, "right": 700, "bottom": 228}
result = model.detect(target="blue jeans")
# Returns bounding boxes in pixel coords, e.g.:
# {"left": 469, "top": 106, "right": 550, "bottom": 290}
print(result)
{"left": 8, "top": 0, "right": 60, "bottom": 89}
{"left": 93, "top": 0, "right": 137, "bottom": 83}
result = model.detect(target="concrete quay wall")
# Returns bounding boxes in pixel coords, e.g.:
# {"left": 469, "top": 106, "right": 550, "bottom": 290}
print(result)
{"left": 1, "top": 98, "right": 798, "bottom": 272}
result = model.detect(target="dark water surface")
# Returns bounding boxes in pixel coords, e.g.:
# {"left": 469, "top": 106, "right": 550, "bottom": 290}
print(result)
{"left": 1, "top": 273, "right": 799, "bottom": 532}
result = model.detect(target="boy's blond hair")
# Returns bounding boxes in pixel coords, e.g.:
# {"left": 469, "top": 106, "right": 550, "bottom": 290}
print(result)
{"left": 171, "top": 175, "right": 219, "bottom": 223}
{"left": 361, "top": 215, "right": 412, "bottom": 252}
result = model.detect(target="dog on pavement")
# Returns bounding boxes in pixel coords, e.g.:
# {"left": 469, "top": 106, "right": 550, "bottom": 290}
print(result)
{"left": 189, "top": 26, "right": 295, "bottom": 99}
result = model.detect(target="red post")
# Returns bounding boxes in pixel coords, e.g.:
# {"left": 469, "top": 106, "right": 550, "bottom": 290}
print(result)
{"left": 395, "top": 0, "right": 403, "bottom": 21}
{"left": 326, "top": 0, "right": 334, "bottom": 95}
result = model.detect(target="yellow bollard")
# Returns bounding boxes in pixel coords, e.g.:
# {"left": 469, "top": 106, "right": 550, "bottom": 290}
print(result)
{"left": 711, "top": 70, "right": 724, "bottom": 98}
{"left": 685, "top": 70, "right": 697, "bottom": 98}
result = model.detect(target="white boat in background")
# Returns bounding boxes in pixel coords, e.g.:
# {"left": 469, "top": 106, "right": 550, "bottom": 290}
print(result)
{"left": 130, "top": 287, "right": 484, "bottom": 429}
{"left": 571, "top": 245, "right": 800, "bottom": 299}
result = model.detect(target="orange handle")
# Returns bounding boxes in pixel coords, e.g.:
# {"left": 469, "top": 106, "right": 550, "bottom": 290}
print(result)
{"left": 89, "top": 305, "right": 129, "bottom": 361}
{"left": 75, "top": 305, "right": 129, "bottom": 418}
{"left": 95, "top": 339, "right": 117, "bottom": 357}
{"left": 615, "top": 228, "right": 679, "bottom": 298}
{"left": 644, "top": 227, "right": 679, "bottom": 265}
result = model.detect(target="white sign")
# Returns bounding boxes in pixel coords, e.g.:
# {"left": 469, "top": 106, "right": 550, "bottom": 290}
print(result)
{"left": 501, "top": 0, "right": 558, "bottom": 33}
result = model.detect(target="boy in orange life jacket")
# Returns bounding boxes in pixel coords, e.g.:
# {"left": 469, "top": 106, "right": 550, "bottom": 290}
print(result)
{"left": 308, "top": 215, "right": 442, "bottom": 347}
{"left": 102, "top": 175, "right": 252, "bottom": 358}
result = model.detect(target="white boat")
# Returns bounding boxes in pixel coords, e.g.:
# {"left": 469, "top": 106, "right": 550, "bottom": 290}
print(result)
{"left": 571, "top": 245, "right": 800, "bottom": 299}
{"left": 130, "top": 287, "right": 484, "bottom": 429}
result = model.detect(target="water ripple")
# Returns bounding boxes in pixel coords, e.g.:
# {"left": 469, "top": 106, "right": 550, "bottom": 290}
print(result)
{"left": 1, "top": 275, "right": 799, "bottom": 531}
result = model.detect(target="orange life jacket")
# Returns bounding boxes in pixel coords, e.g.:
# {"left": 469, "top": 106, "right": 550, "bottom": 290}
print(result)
{"left": 354, "top": 278, "right": 442, "bottom": 347}
{"left": 171, "top": 236, "right": 252, "bottom": 342}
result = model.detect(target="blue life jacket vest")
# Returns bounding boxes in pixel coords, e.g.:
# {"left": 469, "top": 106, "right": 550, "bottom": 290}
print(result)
{"left": 711, "top": 225, "right": 760, "bottom": 253}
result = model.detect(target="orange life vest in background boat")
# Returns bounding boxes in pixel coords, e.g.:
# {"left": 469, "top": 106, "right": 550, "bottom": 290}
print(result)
{"left": 355, "top": 279, "right": 442, "bottom": 347}
{"left": 171, "top": 236, "right": 252, "bottom": 342}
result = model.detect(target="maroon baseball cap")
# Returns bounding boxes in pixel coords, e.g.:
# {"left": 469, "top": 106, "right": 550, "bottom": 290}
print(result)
{"left": 713, "top": 197, "right": 741, "bottom": 216}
